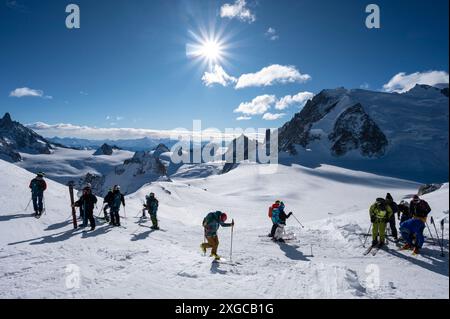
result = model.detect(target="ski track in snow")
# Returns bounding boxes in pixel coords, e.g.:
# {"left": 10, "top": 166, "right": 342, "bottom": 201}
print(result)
{"left": 0, "top": 160, "right": 448, "bottom": 299}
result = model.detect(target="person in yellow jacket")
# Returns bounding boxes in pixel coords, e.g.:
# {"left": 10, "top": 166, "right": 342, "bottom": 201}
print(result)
{"left": 369, "top": 198, "right": 393, "bottom": 248}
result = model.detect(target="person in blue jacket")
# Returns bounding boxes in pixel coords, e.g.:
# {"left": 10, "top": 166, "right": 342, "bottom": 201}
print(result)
{"left": 200, "top": 211, "right": 234, "bottom": 260}
{"left": 271, "top": 202, "right": 293, "bottom": 243}
{"left": 400, "top": 218, "right": 425, "bottom": 254}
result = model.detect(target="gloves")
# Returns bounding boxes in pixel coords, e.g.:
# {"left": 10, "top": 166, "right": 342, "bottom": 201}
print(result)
{"left": 288, "top": 212, "right": 293, "bottom": 217}
{"left": 231, "top": 219, "right": 235, "bottom": 226}
{"left": 370, "top": 216, "right": 376, "bottom": 223}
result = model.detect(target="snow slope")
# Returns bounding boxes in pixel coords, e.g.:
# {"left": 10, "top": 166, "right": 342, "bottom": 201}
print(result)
{"left": 0, "top": 159, "right": 448, "bottom": 298}
{"left": 16, "top": 147, "right": 134, "bottom": 186}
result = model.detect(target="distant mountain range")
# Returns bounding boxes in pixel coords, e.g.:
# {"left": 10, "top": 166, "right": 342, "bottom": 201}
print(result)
{"left": 2, "top": 83, "right": 448, "bottom": 186}
{"left": 46, "top": 136, "right": 178, "bottom": 152}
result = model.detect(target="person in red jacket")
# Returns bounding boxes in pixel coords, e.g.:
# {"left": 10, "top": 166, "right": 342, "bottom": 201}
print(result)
{"left": 29, "top": 172, "right": 47, "bottom": 218}
{"left": 268, "top": 200, "right": 281, "bottom": 237}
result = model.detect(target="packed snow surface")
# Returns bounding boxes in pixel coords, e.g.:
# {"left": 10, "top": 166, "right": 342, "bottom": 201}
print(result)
{"left": 0, "top": 159, "right": 448, "bottom": 298}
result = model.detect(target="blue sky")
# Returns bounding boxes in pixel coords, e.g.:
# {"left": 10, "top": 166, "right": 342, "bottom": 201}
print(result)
{"left": 0, "top": 0, "right": 448, "bottom": 139}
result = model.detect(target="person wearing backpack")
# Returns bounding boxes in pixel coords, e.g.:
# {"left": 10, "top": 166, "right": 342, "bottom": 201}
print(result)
{"left": 385, "top": 193, "right": 399, "bottom": 241}
{"left": 400, "top": 195, "right": 432, "bottom": 254}
{"left": 398, "top": 200, "right": 412, "bottom": 224}
{"left": 200, "top": 211, "right": 234, "bottom": 260}
{"left": 143, "top": 192, "right": 159, "bottom": 230}
{"left": 110, "top": 185, "right": 125, "bottom": 227}
{"left": 29, "top": 172, "right": 47, "bottom": 218}
{"left": 267, "top": 200, "right": 281, "bottom": 237}
{"left": 271, "top": 202, "right": 293, "bottom": 243}
{"left": 102, "top": 188, "right": 113, "bottom": 222}
{"left": 369, "top": 198, "right": 393, "bottom": 248}
{"left": 73, "top": 185, "right": 97, "bottom": 231}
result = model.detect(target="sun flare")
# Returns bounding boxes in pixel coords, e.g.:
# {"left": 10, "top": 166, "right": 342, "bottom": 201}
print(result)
{"left": 186, "top": 29, "right": 229, "bottom": 67}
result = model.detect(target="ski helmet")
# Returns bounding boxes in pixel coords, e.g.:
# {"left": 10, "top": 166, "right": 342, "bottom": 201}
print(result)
{"left": 150, "top": 192, "right": 155, "bottom": 197}
{"left": 114, "top": 185, "right": 121, "bottom": 191}
{"left": 85, "top": 183, "right": 92, "bottom": 189}
{"left": 220, "top": 213, "right": 228, "bottom": 222}
{"left": 412, "top": 195, "right": 420, "bottom": 202}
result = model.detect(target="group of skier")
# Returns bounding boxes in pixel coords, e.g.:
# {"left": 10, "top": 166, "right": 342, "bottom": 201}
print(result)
{"left": 28, "top": 171, "right": 438, "bottom": 260}
{"left": 369, "top": 193, "right": 432, "bottom": 254}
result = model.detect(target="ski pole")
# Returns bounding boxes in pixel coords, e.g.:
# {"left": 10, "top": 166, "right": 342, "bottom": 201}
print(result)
{"left": 230, "top": 220, "right": 234, "bottom": 262}
{"left": 431, "top": 217, "right": 444, "bottom": 257}
{"left": 426, "top": 221, "right": 438, "bottom": 247}
{"left": 124, "top": 206, "right": 127, "bottom": 219}
{"left": 363, "top": 224, "right": 372, "bottom": 248}
{"left": 24, "top": 198, "right": 32, "bottom": 212}
{"left": 291, "top": 213, "right": 304, "bottom": 228}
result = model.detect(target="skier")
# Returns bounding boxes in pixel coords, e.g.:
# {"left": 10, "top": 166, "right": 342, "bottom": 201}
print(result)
{"left": 409, "top": 195, "right": 431, "bottom": 221}
{"left": 369, "top": 198, "right": 393, "bottom": 248}
{"left": 399, "top": 218, "right": 425, "bottom": 255}
{"left": 385, "top": 193, "right": 399, "bottom": 241}
{"left": 29, "top": 172, "right": 47, "bottom": 218}
{"left": 200, "top": 211, "right": 234, "bottom": 260}
{"left": 267, "top": 200, "right": 281, "bottom": 237}
{"left": 73, "top": 185, "right": 97, "bottom": 231}
{"left": 271, "top": 202, "right": 293, "bottom": 243}
{"left": 110, "top": 185, "right": 125, "bottom": 227}
{"left": 400, "top": 195, "right": 432, "bottom": 254}
{"left": 398, "top": 200, "right": 412, "bottom": 224}
{"left": 102, "top": 187, "right": 113, "bottom": 222}
{"left": 143, "top": 192, "right": 159, "bottom": 230}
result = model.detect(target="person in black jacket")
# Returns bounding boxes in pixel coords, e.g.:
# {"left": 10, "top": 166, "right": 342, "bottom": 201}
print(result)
{"left": 110, "top": 185, "right": 125, "bottom": 227}
{"left": 73, "top": 185, "right": 98, "bottom": 231}
{"left": 398, "top": 200, "right": 411, "bottom": 224}
{"left": 102, "top": 188, "right": 113, "bottom": 222}
{"left": 385, "top": 193, "right": 399, "bottom": 241}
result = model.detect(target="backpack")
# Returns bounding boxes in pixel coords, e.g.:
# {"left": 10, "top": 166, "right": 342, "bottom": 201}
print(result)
{"left": 269, "top": 203, "right": 279, "bottom": 218}
{"left": 112, "top": 192, "right": 122, "bottom": 209}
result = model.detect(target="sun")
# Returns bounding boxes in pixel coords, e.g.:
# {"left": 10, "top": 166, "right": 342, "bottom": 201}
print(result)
{"left": 197, "top": 40, "right": 223, "bottom": 63}
{"left": 186, "top": 29, "right": 229, "bottom": 68}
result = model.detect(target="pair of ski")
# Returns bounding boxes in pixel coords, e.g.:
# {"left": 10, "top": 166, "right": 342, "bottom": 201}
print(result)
{"left": 363, "top": 244, "right": 385, "bottom": 256}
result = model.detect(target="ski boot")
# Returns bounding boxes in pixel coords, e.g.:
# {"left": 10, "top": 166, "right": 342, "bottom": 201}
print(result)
{"left": 412, "top": 247, "right": 420, "bottom": 255}
{"left": 211, "top": 253, "right": 221, "bottom": 261}
{"left": 401, "top": 243, "right": 413, "bottom": 250}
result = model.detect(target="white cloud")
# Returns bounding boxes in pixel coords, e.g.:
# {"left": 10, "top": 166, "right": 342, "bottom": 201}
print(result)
{"left": 360, "top": 83, "right": 370, "bottom": 90}
{"left": 262, "top": 112, "right": 286, "bottom": 121}
{"left": 236, "top": 116, "right": 252, "bottom": 121}
{"left": 9, "top": 87, "right": 45, "bottom": 98}
{"left": 25, "top": 122, "right": 264, "bottom": 141}
{"left": 265, "top": 27, "right": 279, "bottom": 41}
{"left": 275, "top": 91, "right": 314, "bottom": 110}
{"left": 235, "top": 64, "right": 311, "bottom": 89}
{"left": 234, "top": 94, "right": 276, "bottom": 115}
{"left": 220, "top": 0, "right": 255, "bottom": 23}
{"left": 383, "top": 71, "right": 449, "bottom": 93}
{"left": 202, "top": 65, "right": 237, "bottom": 87}
{"left": 80, "top": 91, "right": 88, "bottom": 96}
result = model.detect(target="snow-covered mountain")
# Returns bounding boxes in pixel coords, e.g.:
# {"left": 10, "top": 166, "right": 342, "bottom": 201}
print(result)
{"left": 0, "top": 158, "right": 448, "bottom": 298}
{"left": 278, "top": 85, "right": 449, "bottom": 183}
{"left": 97, "top": 144, "right": 170, "bottom": 195}
{"left": 93, "top": 143, "right": 118, "bottom": 156}
{"left": 0, "top": 113, "right": 54, "bottom": 162}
